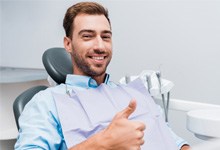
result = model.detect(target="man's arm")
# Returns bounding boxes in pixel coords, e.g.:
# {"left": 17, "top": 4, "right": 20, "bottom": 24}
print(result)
{"left": 69, "top": 100, "right": 145, "bottom": 150}
{"left": 155, "top": 104, "right": 190, "bottom": 149}
{"left": 15, "top": 91, "right": 65, "bottom": 149}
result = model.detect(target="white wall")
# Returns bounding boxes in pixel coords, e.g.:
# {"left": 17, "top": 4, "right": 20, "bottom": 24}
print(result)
{"left": 1, "top": 0, "right": 219, "bottom": 105}
{"left": 1, "top": 0, "right": 67, "bottom": 68}
{"left": 106, "top": 0, "right": 220, "bottom": 105}
{"left": 1, "top": 0, "right": 220, "bottom": 147}
{"left": 0, "top": 1, "right": 2, "bottom": 60}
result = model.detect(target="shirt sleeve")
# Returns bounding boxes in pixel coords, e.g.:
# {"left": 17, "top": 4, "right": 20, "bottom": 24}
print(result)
{"left": 166, "top": 124, "right": 190, "bottom": 149}
{"left": 14, "top": 89, "right": 66, "bottom": 149}
{"left": 157, "top": 105, "right": 189, "bottom": 149}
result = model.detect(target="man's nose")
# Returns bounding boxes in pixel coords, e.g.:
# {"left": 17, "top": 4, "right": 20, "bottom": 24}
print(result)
{"left": 94, "top": 36, "right": 105, "bottom": 50}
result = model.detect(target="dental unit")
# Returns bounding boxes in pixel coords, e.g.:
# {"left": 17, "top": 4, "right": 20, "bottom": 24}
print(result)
{"left": 120, "top": 70, "right": 174, "bottom": 122}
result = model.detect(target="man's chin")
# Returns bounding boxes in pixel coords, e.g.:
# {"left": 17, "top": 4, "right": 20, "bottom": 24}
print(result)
{"left": 88, "top": 67, "right": 106, "bottom": 77}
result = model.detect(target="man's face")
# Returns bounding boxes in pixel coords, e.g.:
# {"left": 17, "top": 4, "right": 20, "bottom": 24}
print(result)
{"left": 67, "top": 14, "right": 112, "bottom": 77}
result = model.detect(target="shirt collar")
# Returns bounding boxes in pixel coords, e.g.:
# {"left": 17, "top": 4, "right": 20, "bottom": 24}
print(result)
{"left": 65, "top": 74, "right": 110, "bottom": 88}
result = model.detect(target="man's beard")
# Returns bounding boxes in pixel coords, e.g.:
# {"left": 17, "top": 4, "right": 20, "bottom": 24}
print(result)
{"left": 71, "top": 49, "right": 111, "bottom": 77}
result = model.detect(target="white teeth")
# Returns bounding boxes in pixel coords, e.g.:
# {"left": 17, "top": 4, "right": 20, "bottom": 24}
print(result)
{"left": 92, "top": 56, "right": 104, "bottom": 60}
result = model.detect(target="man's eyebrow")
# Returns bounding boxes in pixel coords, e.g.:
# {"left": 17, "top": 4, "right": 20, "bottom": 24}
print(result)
{"left": 102, "top": 30, "right": 112, "bottom": 35}
{"left": 78, "top": 29, "right": 94, "bottom": 35}
{"left": 78, "top": 29, "right": 112, "bottom": 35}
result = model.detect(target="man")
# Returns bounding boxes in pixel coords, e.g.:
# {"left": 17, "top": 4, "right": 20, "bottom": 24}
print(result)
{"left": 15, "top": 2, "right": 190, "bottom": 150}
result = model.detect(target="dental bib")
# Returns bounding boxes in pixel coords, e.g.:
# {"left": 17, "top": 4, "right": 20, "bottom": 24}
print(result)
{"left": 53, "top": 78, "right": 178, "bottom": 149}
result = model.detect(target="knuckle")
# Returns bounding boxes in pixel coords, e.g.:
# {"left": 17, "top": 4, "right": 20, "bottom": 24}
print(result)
{"left": 139, "top": 122, "right": 146, "bottom": 131}
{"left": 137, "top": 131, "right": 144, "bottom": 139}
{"left": 140, "top": 122, "right": 146, "bottom": 129}
{"left": 140, "top": 139, "right": 145, "bottom": 145}
{"left": 134, "top": 121, "right": 146, "bottom": 131}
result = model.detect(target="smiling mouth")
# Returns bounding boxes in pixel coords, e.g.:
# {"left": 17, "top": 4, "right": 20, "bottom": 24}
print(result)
{"left": 91, "top": 56, "right": 105, "bottom": 60}
{"left": 88, "top": 56, "right": 107, "bottom": 61}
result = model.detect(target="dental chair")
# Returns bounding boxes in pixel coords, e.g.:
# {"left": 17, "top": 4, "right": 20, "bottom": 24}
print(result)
{"left": 42, "top": 47, "right": 72, "bottom": 84}
{"left": 13, "top": 47, "right": 172, "bottom": 130}
{"left": 13, "top": 47, "right": 72, "bottom": 130}
{"left": 13, "top": 85, "right": 48, "bottom": 130}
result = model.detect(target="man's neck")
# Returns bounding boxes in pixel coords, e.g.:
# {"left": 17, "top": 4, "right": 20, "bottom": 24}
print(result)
{"left": 92, "top": 74, "right": 106, "bottom": 85}
{"left": 73, "top": 71, "right": 107, "bottom": 85}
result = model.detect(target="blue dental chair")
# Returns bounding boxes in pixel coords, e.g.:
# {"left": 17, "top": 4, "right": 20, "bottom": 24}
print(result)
{"left": 13, "top": 47, "right": 72, "bottom": 130}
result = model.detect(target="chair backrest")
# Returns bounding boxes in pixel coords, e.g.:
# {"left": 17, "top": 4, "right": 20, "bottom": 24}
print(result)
{"left": 42, "top": 47, "right": 73, "bottom": 84}
{"left": 13, "top": 47, "right": 72, "bottom": 130}
{"left": 13, "top": 85, "right": 48, "bottom": 130}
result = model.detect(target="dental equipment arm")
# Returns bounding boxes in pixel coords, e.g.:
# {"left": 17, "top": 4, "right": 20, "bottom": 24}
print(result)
{"left": 119, "top": 70, "right": 174, "bottom": 122}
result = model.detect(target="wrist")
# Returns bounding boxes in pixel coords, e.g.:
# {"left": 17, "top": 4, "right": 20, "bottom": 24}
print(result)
{"left": 69, "top": 130, "right": 109, "bottom": 150}
{"left": 96, "top": 129, "right": 112, "bottom": 150}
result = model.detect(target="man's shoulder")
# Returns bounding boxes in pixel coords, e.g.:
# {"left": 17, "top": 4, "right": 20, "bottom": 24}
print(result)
{"left": 28, "top": 84, "right": 66, "bottom": 104}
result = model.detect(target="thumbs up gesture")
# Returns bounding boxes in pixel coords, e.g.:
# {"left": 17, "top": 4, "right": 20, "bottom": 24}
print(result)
{"left": 101, "top": 99, "right": 146, "bottom": 150}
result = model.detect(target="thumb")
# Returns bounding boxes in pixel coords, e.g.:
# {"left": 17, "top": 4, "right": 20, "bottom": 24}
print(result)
{"left": 118, "top": 99, "right": 137, "bottom": 119}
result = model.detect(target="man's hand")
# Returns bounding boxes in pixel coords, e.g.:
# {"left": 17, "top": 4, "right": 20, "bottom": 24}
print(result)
{"left": 69, "top": 99, "right": 145, "bottom": 150}
{"left": 101, "top": 99, "right": 146, "bottom": 150}
{"left": 181, "top": 145, "right": 191, "bottom": 150}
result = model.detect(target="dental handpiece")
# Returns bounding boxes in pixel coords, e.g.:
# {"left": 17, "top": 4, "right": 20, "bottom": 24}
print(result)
{"left": 156, "top": 71, "right": 169, "bottom": 122}
{"left": 125, "top": 75, "right": 131, "bottom": 84}
{"left": 146, "top": 75, "right": 152, "bottom": 93}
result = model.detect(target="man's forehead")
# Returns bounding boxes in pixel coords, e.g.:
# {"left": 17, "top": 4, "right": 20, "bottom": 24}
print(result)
{"left": 73, "top": 14, "right": 111, "bottom": 33}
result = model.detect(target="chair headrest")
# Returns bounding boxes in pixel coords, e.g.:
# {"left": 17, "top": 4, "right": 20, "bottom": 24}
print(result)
{"left": 42, "top": 47, "right": 73, "bottom": 84}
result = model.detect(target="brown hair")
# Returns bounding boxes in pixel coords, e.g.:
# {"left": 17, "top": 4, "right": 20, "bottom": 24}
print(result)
{"left": 63, "top": 2, "right": 110, "bottom": 38}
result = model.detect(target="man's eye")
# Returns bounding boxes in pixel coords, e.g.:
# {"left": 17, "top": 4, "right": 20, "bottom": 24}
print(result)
{"left": 82, "top": 34, "right": 92, "bottom": 39}
{"left": 102, "top": 35, "right": 111, "bottom": 40}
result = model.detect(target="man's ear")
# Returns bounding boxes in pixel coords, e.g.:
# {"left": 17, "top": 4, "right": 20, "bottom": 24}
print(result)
{"left": 64, "top": 36, "right": 72, "bottom": 53}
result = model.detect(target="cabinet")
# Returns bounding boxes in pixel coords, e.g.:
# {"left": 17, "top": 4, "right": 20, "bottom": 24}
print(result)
{"left": 0, "top": 67, "right": 49, "bottom": 149}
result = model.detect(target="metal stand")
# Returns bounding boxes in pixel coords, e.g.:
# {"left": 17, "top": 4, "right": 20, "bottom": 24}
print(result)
{"left": 156, "top": 71, "right": 170, "bottom": 122}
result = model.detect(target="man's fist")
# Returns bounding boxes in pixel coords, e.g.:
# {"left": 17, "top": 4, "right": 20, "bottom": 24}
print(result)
{"left": 101, "top": 99, "right": 146, "bottom": 150}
